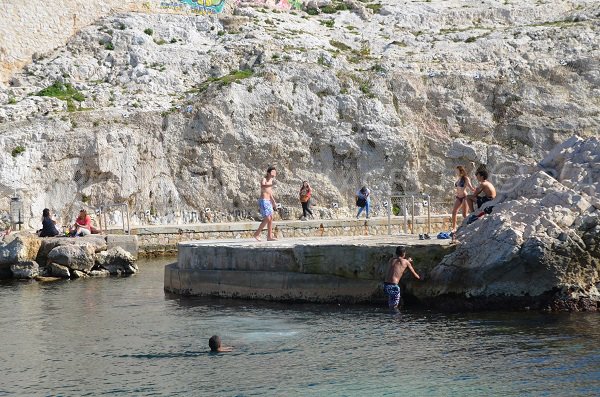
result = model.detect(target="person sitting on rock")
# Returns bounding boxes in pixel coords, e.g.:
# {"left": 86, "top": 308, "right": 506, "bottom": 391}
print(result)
{"left": 70, "top": 209, "right": 93, "bottom": 237}
{"left": 208, "top": 335, "right": 233, "bottom": 353}
{"left": 39, "top": 208, "right": 60, "bottom": 237}
{"left": 466, "top": 169, "right": 497, "bottom": 212}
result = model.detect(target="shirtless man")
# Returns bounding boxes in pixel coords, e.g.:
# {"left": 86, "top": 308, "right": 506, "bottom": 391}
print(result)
{"left": 466, "top": 169, "right": 497, "bottom": 213}
{"left": 253, "top": 166, "right": 278, "bottom": 241}
{"left": 383, "top": 246, "right": 421, "bottom": 309}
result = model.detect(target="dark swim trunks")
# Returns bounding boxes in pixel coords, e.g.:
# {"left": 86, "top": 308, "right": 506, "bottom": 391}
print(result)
{"left": 383, "top": 283, "right": 401, "bottom": 308}
{"left": 476, "top": 196, "right": 493, "bottom": 208}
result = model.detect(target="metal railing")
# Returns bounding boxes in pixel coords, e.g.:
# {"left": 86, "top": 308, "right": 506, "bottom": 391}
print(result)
{"left": 98, "top": 203, "right": 130, "bottom": 234}
{"left": 387, "top": 194, "right": 431, "bottom": 235}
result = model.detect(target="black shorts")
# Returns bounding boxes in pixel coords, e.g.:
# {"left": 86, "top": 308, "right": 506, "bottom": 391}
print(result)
{"left": 476, "top": 196, "right": 492, "bottom": 208}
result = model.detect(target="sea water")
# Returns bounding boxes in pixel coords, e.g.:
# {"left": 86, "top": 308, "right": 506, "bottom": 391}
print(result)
{"left": 0, "top": 258, "right": 598, "bottom": 396}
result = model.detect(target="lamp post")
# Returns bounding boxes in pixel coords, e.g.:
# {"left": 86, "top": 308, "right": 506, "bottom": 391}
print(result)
{"left": 10, "top": 196, "right": 24, "bottom": 231}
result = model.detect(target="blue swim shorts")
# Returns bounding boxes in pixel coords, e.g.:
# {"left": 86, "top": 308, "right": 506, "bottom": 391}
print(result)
{"left": 383, "top": 283, "right": 401, "bottom": 308}
{"left": 258, "top": 199, "right": 274, "bottom": 218}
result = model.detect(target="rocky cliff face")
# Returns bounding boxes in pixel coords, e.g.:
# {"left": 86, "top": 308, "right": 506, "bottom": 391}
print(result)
{"left": 409, "top": 136, "right": 599, "bottom": 311}
{"left": 0, "top": 1, "right": 598, "bottom": 228}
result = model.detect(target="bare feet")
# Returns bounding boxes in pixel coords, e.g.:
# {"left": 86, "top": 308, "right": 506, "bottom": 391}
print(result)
{"left": 267, "top": 237, "right": 278, "bottom": 241}
{"left": 253, "top": 233, "right": 262, "bottom": 241}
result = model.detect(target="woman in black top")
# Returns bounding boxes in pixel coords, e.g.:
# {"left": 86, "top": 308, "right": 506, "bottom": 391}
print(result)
{"left": 39, "top": 208, "right": 59, "bottom": 237}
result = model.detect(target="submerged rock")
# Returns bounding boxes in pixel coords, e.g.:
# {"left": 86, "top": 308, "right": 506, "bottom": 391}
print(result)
{"left": 49, "top": 262, "right": 71, "bottom": 278}
{"left": 96, "top": 247, "right": 138, "bottom": 275}
{"left": 410, "top": 136, "right": 600, "bottom": 311}
{"left": 10, "top": 261, "right": 39, "bottom": 279}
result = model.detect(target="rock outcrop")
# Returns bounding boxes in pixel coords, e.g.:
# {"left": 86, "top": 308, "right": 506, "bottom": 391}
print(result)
{"left": 409, "top": 136, "right": 600, "bottom": 311}
{"left": 2, "top": 233, "right": 139, "bottom": 280}
{"left": 0, "top": 1, "right": 598, "bottom": 228}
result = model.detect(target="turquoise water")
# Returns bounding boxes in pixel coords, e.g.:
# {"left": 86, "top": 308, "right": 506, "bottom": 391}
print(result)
{"left": 0, "top": 258, "right": 598, "bottom": 396}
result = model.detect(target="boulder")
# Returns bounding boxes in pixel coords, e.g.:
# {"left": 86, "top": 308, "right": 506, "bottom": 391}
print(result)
{"left": 47, "top": 244, "right": 96, "bottom": 272}
{"left": 88, "top": 268, "right": 110, "bottom": 277}
{"left": 71, "top": 269, "right": 88, "bottom": 279}
{"left": 96, "top": 246, "right": 138, "bottom": 275}
{"left": 0, "top": 233, "right": 42, "bottom": 265}
{"left": 49, "top": 262, "right": 71, "bottom": 278}
{"left": 37, "top": 236, "right": 107, "bottom": 264}
{"left": 410, "top": 137, "right": 600, "bottom": 311}
{"left": 11, "top": 261, "right": 39, "bottom": 279}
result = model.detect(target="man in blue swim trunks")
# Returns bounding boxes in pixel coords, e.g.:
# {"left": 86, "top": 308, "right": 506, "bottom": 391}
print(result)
{"left": 383, "top": 246, "right": 421, "bottom": 309}
{"left": 253, "top": 166, "right": 278, "bottom": 241}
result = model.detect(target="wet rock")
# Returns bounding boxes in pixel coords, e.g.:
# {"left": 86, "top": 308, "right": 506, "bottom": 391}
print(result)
{"left": 47, "top": 244, "right": 96, "bottom": 272}
{"left": 71, "top": 269, "right": 88, "bottom": 279}
{"left": 96, "top": 247, "right": 138, "bottom": 275}
{"left": 49, "top": 262, "right": 71, "bottom": 278}
{"left": 10, "top": 261, "right": 39, "bottom": 279}
{"left": 88, "top": 268, "right": 110, "bottom": 277}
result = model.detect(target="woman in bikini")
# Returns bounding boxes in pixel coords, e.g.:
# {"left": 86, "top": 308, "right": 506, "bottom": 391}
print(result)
{"left": 451, "top": 165, "right": 475, "bottom": 232}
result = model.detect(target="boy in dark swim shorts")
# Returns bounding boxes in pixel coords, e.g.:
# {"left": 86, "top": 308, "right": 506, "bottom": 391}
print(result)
{"left": 383, "top": 246, "right": 421, "bottom": 309}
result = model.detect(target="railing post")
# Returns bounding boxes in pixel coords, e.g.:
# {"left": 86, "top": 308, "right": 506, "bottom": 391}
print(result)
{"left": 387, "top": 196, "right": 391, "bottom": 236}
{"left": 427, "top": 195, "right": 431, "bottom": 235}
{"left": 403, "top": 196, "right": 407, "bottom": 234}
{"left": 411, "top": 195, "right": 415, "bottom": 234}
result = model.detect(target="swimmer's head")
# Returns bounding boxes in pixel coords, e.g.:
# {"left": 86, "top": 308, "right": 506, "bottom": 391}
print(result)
{"left": 209, "top": 335, "right": 221, "bottom": 352}
{"left": 266, "top": 166, "right": 276, "bottom": 177}
{"left": 396, "top": 246, "right": 406, "bottom": 258}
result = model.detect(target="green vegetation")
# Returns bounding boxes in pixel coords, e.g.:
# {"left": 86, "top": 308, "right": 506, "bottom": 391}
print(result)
{"left": 306, "top": 8, "right": 319, "bottom": 15}
{"left": 330, "top": 40, "right": 352, "bottom": 51}
{"left": 365, "top": 3, "right": 383, "bottom": 14}
{"left": 217, "top": 30, "right": 226, "bottom": 36}
{"left": 37, "top": 81, "right": 86, "bottom": 112}
{"left": 188, "top": 70, "right": 254, "bottom": 94}
{"left": 81, "top": 194, "right": 91, "bottom": 203}
{"left": 104, "top": 42, "right": 114, "bottom": 50}
{"left": 11, "top": 146, "right": 25, "bottom": 157}
{"left": 154, "top": 38, "right": 167, "bottom": 45}
{"left": 117, "top": 22, "right": 126, "bottom": 30}
{"left": 359, "top": 80, "right": 376, "bottom": 98}
{"left": 321, "top": 19, "right": 335, "bottom": 28}
{"left": 8, "top": 97, "right": 16, "bottom": 104}
{"left": 144, "top": 28, "right": 153, "bottom": 36}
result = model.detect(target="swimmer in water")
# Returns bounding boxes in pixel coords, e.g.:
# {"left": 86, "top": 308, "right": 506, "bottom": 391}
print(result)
{"left": 209, "top": 335, "right": 233, "bottom": 353}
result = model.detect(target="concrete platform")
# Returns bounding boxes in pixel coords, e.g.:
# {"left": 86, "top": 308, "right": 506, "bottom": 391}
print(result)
{"left": 164, "top": 235, "right": 455, "bottom": 303}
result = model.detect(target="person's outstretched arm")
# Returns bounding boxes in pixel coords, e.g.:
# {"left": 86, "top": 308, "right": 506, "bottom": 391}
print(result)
{"left": 465, "top": 177, "right": 476, "bottom": 193}
{"left": 407, "top": 258, "right": 420, "bottom": 280}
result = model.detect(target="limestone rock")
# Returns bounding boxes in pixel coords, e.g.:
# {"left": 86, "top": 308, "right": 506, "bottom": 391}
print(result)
{"left": 96, "top": 246, "right": 138, "bottom": 275}
{"left": 0, "top": 2, "right": 598, "bottom": 228}
{"left": 37, "top": 236, "right": 107, "bottom": 264}
{"left": 49, "top": 262, "right": 71, "bottom": 278}
{"left": 411, "top": 136, "right": 600, "bottom": 311}
{"left": 47, "top": 244, "right": 96, "bottom": 272}
{"left": 0, "top": 233, "right": 42, "bottom": 265}
{"left": 88, "top": 268, "right": 110, "bottom": 277}
{"left": 71, "top": 269, "right": 88, "bottom": 279}
{"left": 10, "top": 261, "right": 39, "bottom": 279}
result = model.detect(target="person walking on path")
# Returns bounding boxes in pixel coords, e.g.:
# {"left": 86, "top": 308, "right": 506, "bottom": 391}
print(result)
{"left": 299, "top": 181, "right": 313, "bottom": 220}
{"left": 451, "top": 165, "right": 476, "bottom": 232}
{"left": 356, "top": 186, "right": 370, "bottom": 219}
{"left": 253, "top": 166, "right": 278, "bottom": 241}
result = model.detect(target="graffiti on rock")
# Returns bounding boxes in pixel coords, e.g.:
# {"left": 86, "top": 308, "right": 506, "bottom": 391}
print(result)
{"left": 160, "top": 0, "right": 230, "bottom": 14}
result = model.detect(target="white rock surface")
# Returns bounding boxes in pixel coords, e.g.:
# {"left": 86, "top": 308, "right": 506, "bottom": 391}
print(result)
{"left": 412, "top": 136, "right": 600, "bottom": 310}
{"left": 0, "top": 1, "right": 598, "bottom": 229}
